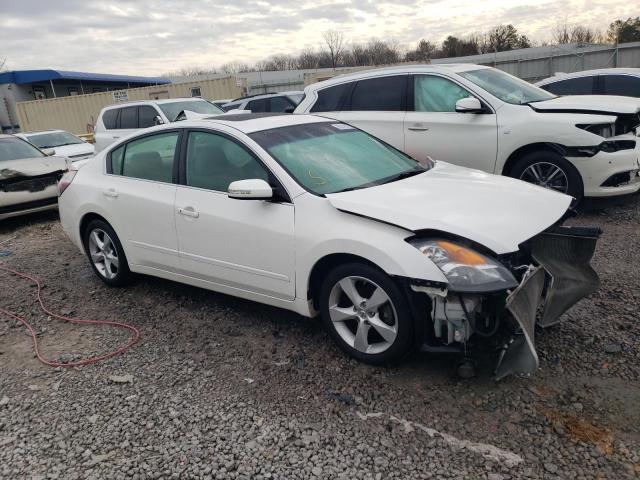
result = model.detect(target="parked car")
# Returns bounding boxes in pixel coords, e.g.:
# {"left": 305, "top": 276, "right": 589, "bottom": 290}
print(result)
{"left": 15, "top": 129, "right": 95, "bottom": 162}
{"left": 0, "top": 134, "right": 68, "bottom": 220}
{"left": 223, "top": 91, "right": 304, "bottom": 113}
{"left": 93, "top": 98, "right": 225, "bottom": 152}
{"left": 58, "top": 114, "right": 600, "bottom": 379}
{"left": 295, "top": 65, "right": 640, "bottom": 201}
{"left": 536, "top": 68, "right": 640, "bottom": 97}
{"left": 211, "top": 99, "right": 232, "bottom": 110}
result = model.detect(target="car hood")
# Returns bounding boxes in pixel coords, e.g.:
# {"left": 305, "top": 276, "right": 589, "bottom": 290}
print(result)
{"left": 52, "top": 143, "right": 94, "bottom": 159}
{"left": 530, "top": 95, "right": 640, "bottom": 115}
{"left": 325, "top": 162, "right": 572, "bottom": 254}
{"left": 0, "top": 156, "right": 68, "bottom": 182}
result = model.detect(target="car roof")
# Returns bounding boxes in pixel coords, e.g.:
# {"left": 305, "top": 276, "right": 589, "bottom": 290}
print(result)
{"left": 19, "top": 129, "right": 66, "bottom": 136}
{"left": 102, "top": 97, "right": 209, "bottom": 110}
{"left": 537, "top": 68, "right": 640, "bottom": 85}
{"left": 176, "top": 113, "right": 332, "bottom": 134}
{"left": 304, "top": 64, "right": 491, "bottom": 90}
{"left": 226, "top": 91, "right": 305, "bottom": 104}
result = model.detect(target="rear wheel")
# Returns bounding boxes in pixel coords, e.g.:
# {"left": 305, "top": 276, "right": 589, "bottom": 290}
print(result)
{"left": 319, "top": 263, "right": 414, "bottom": 365}
{"left": 83, "top": 219, "right": 131, "bottom": 287}
{"left": 510, "top": 151, "right": 583, "bottom": 202}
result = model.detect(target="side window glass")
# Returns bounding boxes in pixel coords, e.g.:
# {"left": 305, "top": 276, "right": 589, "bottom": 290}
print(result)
{"left": 269, "top": 96, "right": 294, "bottom": 112}
{"left": 310, "top": 83, "right": 351, "bottom": 112}
{"left": 138, "top": 106, "right": 159, "bottom": 128}
{"left": 102, "top": 109, "right": 119, "bottom": 130}
{"left": 119, "top": 107, "right": 137, "bottom": 129}
{"left": 120, "top": 132, "right": 179, "bottom": 182}
{"left": 349, "top": 76, "right": 406, "bottom": 111}
{"left": 414, "top": 75, "right": 473, "bottom": 112}
{"left": 248, "top": 99, "right": 269, "bottom": 112}
{"left": 186, "top": 131, "right": 269, "bottom": 192}
{"left": 602, "top": 75, "right": 640, "bottom": 97}
{"left": 110, "top": 145, "right": 125, "bottom": 174}
{"left": 544, "top": 76, "right": 594, "bottom": 95}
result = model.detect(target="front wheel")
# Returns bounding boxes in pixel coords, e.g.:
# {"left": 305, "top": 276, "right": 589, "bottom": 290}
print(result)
{"left": 319, "top": 263, "right": 414, "bottom": 365}
{"left": 510, "top": 151, "right": 583, "bottom": 203}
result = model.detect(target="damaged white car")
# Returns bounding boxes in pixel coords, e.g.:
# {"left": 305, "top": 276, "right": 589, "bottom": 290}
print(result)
{"left": 1, "top": 134, "right": 69, "bottom": 220}
{"left": 58, "top": 114, "right": 600, "bottom": 379}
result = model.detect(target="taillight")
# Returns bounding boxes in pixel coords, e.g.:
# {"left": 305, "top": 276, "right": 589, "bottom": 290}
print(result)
{"left": 58, "top": 169, "right": 77, "bottom": 196}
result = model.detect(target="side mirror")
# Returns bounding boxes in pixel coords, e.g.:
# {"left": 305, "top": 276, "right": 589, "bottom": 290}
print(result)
{"left": 42, "top": 148, "right": 56, "bottom": 156}
{"left": 455, "top": 97, "right": 484, "bottom": 113}
{"left": 153, "top": 115, "right": 165, "bottom": 126}
{"left": 228, "top": 179, "right": 273, "bottom": 200}
{"left": 284, "top": 106, "right": 295, "bottom": 113}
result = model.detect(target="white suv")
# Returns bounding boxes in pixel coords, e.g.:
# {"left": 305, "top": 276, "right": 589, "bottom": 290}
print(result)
{"left": 94, "top": 98, "right": 224, "bottom": 152}
{"left": 223, "top": 91, "right": 304, "bottom": 113}
{"left": 295, "top": 65, "right": 640, "bottom": 200}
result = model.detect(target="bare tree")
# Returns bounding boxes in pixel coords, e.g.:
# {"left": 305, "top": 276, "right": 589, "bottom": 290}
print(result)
{"left": 553, "top": 20, "right": 601, "bottom": 44}
{"left": 0, "top": 58, "right": 7, "bottom": 72}
{"left": 322, "top": 30, "right": 345, "bottom": 69}
{"left": 219, "top": 61, "right": 251, "bottom": 74}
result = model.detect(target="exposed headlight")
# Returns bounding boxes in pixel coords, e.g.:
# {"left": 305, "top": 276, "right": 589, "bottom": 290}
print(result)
{"left": 576, "top": 123, "right": 615, "bottom": 138}
{"left": 409, "top": 239, "right": 518, "bottom": 293}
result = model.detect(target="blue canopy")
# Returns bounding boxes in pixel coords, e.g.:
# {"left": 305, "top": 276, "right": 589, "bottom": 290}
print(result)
{"left": 0, "top": 69, "right": 170, "bottom": 85}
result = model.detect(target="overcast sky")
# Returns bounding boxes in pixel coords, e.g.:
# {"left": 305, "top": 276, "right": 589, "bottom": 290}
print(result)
{"left": 1, "top": 0, "right": 638, "bottom": 76}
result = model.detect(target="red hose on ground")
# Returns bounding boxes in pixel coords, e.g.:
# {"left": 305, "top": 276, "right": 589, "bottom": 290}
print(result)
{"left": 0, "top": 264, "right": 140, "bottom": 368}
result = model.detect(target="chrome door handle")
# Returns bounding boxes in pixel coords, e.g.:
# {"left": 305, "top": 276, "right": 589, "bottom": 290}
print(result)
{"left": 408, "top": 125, "right": 429, "bottom": 131}
{"left": 102, "top": 189, "right": 118, "bottom": 198}
{"left": 178, "top": 207, "right": 199, "bottom": 218}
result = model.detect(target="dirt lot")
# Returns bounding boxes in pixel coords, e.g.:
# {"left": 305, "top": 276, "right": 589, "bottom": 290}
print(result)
{"left": 1, "top": 196, "right": 639, "bottom": 480}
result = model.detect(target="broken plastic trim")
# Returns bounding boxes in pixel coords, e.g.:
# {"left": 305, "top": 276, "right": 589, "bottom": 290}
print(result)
{"left": 495, "top": 227, "right": 600, "bottom": 379}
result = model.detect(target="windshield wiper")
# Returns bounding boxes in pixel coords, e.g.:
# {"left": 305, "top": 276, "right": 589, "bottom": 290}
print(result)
{"left": 377, "top": 168, "right": 425, "bottom": 185}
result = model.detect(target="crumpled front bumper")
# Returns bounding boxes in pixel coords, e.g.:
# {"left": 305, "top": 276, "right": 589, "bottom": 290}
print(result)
{"left": 495, "top": 227, "right": 600, "bottom": 380}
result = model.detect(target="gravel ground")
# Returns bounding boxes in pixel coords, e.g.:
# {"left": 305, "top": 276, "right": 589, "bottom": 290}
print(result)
{"left": 0, "top": 196, "right": 639, "bottom": 480}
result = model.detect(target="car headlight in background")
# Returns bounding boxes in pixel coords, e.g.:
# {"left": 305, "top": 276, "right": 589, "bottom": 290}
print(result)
{"left": 409, "top": 239, "right": 518, "bottom": 292}
{"left": 576, "top": 123, "right": 615, "bottom": 138}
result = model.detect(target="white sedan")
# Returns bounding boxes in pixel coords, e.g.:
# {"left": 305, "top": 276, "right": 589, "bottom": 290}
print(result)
{"left": 15, "top": 130, "right": 95, "bottom": 162}
{"left": 58, "top": 114, "right": 600, "bottom": 378}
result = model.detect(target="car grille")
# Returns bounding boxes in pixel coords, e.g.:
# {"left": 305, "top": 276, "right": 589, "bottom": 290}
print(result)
{"left": 1, "top": 175, "right": 59, "bottom": 193}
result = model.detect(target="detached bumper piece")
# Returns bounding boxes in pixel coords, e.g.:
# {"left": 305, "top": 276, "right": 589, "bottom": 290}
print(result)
{"left": 495, "top": 227, "right": 600, "bottom": 380}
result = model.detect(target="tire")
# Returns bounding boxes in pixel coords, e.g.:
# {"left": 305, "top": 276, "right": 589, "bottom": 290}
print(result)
{"left": 509, "top": 150, "right": 584, "bottom": 203}
{"left": 82, "top": 219, "right": 131, "bottom": 287}
{"left": 319, "top": 263, "right": 414, "bottom": 365}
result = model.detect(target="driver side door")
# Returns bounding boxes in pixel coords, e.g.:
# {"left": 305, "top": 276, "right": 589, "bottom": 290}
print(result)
{"left": 174, "top": 129, "right": 296, "bottom": 300}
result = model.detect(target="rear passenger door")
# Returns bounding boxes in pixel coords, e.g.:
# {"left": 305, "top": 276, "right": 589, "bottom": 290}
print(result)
{"left": 103, "top": 130, "right": 182, "bottom": 270}
{"left": 330, "top": 75, "right": 408, "bottom": 151}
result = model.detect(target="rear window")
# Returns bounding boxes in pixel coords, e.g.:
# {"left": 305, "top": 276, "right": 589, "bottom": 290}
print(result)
{"left": 602, "top": 75, "right": 640, "bottom": 97}
{"left": 120, "top": 107, "right": 137, "bottom": 129}
{"left": 542, "top": 76, "right": 595, "bottom": 95}
{"left": 349, "top": 76, "right": 406, "bottom": 111}
{"left": 102, "top": 109, "right": 119, "bottom": 129}
{"left": 310, "top": 83, "right": 351, "bottom": 112}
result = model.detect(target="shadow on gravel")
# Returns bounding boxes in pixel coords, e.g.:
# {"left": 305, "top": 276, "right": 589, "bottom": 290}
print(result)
{"left": 578, "top": 191, "right": 639, "bottom": 214}
{"left": 0, "top": 210, "right": 60, "bottom": 235}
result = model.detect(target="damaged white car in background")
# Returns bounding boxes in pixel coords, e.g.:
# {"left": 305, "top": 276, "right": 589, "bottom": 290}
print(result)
{"left": 1, "top": 134, "right": 69, "bottom": 220}
{"left": 58, "top": 114, "right": 600, "bottom": 379}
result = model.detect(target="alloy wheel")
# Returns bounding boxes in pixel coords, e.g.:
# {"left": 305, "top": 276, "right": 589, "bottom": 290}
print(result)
{"left": 519, "top": 162, "right": 569, "bottom": 193}
{"left": 88, "top": 228, "right": 120, "bottom": 280}
{"left": 328, "top": 276, "right": 398, "bottom": 354}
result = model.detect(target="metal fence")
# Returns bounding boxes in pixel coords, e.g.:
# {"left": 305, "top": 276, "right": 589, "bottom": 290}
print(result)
{"left": 15, "top": 76, "right": 242, "bottom": 134}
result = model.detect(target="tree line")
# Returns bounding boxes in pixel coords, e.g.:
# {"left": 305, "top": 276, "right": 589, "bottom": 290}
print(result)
{"left": 168, "top": 16, "right": 640, "bottom": 76}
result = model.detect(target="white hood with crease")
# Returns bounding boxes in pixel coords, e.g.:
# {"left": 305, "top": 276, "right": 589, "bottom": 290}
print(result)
{"left": 326, "top": 162, "right": 572, "bottom": 255}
